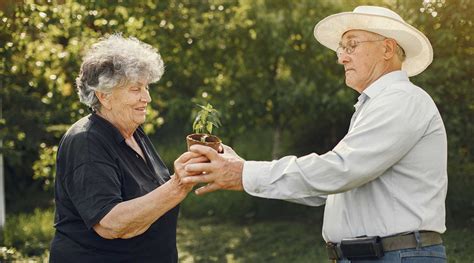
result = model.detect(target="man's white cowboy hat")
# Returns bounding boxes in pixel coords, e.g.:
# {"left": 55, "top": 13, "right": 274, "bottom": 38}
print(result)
{"left": 313, "top": 6, "right": 433, "bottom": 77}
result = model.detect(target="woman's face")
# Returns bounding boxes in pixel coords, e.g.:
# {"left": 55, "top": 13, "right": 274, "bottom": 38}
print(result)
{"left": 107, "top": 79, "right": 151, "bottom": 130}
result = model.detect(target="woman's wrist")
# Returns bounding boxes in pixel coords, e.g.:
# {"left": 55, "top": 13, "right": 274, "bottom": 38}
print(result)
{"left": 169, "top": 174, "right": 190, "bottom": 198}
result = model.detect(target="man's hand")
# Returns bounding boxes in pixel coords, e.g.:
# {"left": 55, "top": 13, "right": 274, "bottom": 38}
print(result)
{"left": 182, "top": 144, "right": 245, "bottom": 195}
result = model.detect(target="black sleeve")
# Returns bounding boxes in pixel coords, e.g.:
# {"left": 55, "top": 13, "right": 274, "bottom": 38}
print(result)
{"left": 63, "top": 161, "right": 123, "bottom": 229}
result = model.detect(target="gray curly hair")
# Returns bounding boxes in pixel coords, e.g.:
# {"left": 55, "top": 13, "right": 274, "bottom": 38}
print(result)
{"left": 76, "top": 34, "right": 164, "bottom": 112}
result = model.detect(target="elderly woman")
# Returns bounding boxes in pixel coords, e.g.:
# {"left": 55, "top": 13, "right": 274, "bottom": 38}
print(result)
{"left": 49, "top": 34, "right": 196, "bottom": 262}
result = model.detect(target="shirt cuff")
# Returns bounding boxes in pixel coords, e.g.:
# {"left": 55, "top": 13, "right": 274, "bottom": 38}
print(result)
{"left": 242, "top": 160, "right": 273, "bottom": 197}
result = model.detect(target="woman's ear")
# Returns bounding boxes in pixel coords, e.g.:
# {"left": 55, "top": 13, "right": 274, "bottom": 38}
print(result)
{"left": 95, "top": 91, "right": 112, "bottom": 110}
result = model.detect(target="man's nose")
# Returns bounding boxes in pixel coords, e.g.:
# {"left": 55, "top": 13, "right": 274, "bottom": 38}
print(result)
{"left": 337, "top": 52, "right": 350, "bottom": 65}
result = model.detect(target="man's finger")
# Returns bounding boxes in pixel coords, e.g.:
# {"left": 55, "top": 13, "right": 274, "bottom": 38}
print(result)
{"left": 221, "top": 144, "right": 233, "bottom": 153}
{"left": 195, "top": 183, "right": 221, "bottom": 195}
{"left": 185, "top": 156, "right": 209, "bottom": 165}
{"left": 185, "top": 162, "right": 213, "bottom": 174}
{"left": 189, "top": 144, "right": 219, "bottom": 161}
{"left": 179, "top": 170, "right": 204, "bottom": 177}
{"left": 220, "top": 144, "right": 243, "bottom": 160}
{"left": 181, "top": 173, "right": 215, "bottom": 184}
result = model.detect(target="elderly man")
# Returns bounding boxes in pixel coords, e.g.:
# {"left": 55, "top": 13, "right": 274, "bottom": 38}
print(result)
{"left": 177, "top": 6, "right": 448, "bottom": 262}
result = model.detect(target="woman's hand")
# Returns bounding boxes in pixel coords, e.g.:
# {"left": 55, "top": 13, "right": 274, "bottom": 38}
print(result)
{"left": 173, "top": 151, "right": 209, "bottom": 193}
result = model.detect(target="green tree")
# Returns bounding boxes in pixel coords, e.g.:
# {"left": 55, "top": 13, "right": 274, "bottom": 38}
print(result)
{"left": 397, "top": 0, "right": 474, "bottom": 224}
{"left": 0, "top": 0, "right": 183, "bottom": 205}
{"left": 0, "top": 0, "right": 472, "bottom": 225}
{"left": 176, "top": 0, "right": 350, "bottom": 158}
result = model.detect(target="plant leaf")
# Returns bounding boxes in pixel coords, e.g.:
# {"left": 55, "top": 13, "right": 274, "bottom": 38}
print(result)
{"left": 206, "top": 122, "right": 213, "bottom": 134}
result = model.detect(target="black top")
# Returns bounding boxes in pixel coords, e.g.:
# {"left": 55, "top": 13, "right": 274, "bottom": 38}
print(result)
{"left": 50, "top": 113, "right": 179, "bottom": 263}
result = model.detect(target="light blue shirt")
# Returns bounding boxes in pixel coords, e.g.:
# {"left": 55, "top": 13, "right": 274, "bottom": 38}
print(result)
{"left": 242, "top": 71, "right": 448, "bottom": 242}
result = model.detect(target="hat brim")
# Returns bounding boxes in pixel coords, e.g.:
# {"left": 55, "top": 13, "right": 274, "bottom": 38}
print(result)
{"left": 314, "top": 12, "right": 433, "bottom": 77}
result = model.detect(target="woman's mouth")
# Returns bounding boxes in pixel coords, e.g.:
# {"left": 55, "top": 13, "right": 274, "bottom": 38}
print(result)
{"left": 135, "top": 106, "right": 147, "bottom": 113}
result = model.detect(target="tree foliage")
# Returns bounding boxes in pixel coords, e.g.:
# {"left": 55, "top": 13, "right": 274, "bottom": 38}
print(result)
{"left": 0, "top": 0, "right": 472, "bottom": 219}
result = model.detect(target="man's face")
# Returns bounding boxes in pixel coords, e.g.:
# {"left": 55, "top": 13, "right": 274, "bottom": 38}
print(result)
{"left": 337, "top": 30, "right": 386, "bottom": 92}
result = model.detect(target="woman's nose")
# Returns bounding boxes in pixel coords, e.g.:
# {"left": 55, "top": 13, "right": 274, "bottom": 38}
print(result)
{"left": 141, "top": 89, "right": 151, "bottom": 103}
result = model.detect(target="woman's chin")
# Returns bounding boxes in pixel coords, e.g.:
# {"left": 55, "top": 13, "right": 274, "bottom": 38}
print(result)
{"left": 136, "top": 117, "right": 146, "bottom": 125}
{"left": 135, "top": 112, "right": 147, "bottom": 120}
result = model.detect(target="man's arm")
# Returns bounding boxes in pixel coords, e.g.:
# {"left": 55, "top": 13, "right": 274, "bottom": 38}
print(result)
{"left": 286, "top": 196, "right": 327, "bottom": 206}
{"left": 181, "top": 145, "right": 328, "bottom": 206}
{"left": 182, "top": 90, "right": 430, "bottom": 200}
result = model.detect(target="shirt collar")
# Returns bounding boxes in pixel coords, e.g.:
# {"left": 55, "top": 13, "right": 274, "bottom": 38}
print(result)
{"left": 90, "top": 113, "right": 127, "bottom": 143}
{"left": 354, "top": 93, "right": 368, "bottom": 110}
{"left": 362, "top": 70, "right": 409, "bottom": 99}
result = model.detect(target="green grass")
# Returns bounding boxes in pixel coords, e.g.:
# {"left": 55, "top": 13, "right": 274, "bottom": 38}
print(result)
{"left": 177, "top": 217, "right": 326, "bottom": 263}
{"left": 443, "top": 226, "right": 474, "bottom": 263}
{"left": 1, "top": 208, "right": 473, "bottom": 262}
{"left": 1, "top": 208, "right": 54, "bottom": 262}
{"left": 177, "top": 218, "right": 474, "bottom": 263}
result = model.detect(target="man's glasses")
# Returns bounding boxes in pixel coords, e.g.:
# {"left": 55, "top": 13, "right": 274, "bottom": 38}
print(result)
{"left": 336, "top": 39, "right": 386, "bottom": 58}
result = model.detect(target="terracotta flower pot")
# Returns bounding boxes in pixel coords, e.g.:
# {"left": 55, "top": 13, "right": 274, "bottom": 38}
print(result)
{"left": 186, "top": 133, "right": 222, "bottom": 152}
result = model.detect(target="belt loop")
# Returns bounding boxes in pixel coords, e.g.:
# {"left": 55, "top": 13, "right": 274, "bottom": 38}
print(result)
{"left": 414, "top": 231, "right": 422, "bottom": 249}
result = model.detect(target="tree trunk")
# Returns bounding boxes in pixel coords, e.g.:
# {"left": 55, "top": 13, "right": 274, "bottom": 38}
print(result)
{"left": 0, "top": 138, "right": 4, "bottom": 229}
{"left": 0, "top": 98, "right": 4, "bottom": 229}
{"left": 272, "top": 125, "right": 281, "bottom": 160}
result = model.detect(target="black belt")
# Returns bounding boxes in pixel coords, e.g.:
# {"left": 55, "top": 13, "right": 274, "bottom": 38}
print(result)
{"left": 326, "top": 231, "right": 443, "bottom": 260}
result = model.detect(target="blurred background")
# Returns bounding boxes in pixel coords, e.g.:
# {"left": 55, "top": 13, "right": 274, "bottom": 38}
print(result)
{"left": 0, "top": 0, "right": 472, "bottom": 261}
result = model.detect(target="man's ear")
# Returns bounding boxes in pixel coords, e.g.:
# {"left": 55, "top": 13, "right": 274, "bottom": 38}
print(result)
{"left": 382, "top": 39, "right": 397, "bottom": 60}
{"left": 95, "top": 91, "right": 112, "bottom": 110}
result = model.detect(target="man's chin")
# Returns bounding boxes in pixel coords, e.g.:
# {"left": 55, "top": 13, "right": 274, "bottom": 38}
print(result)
{"left": 345, "top": 79, "right": 354, "bottom": 88}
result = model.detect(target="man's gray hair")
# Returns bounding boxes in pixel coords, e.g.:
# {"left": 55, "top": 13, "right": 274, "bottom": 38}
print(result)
{"left": 396, "top": 44, "right": 406, "bottom": 63}
{"left": 76, "top": 34, "right": 164, "bottom": 111}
